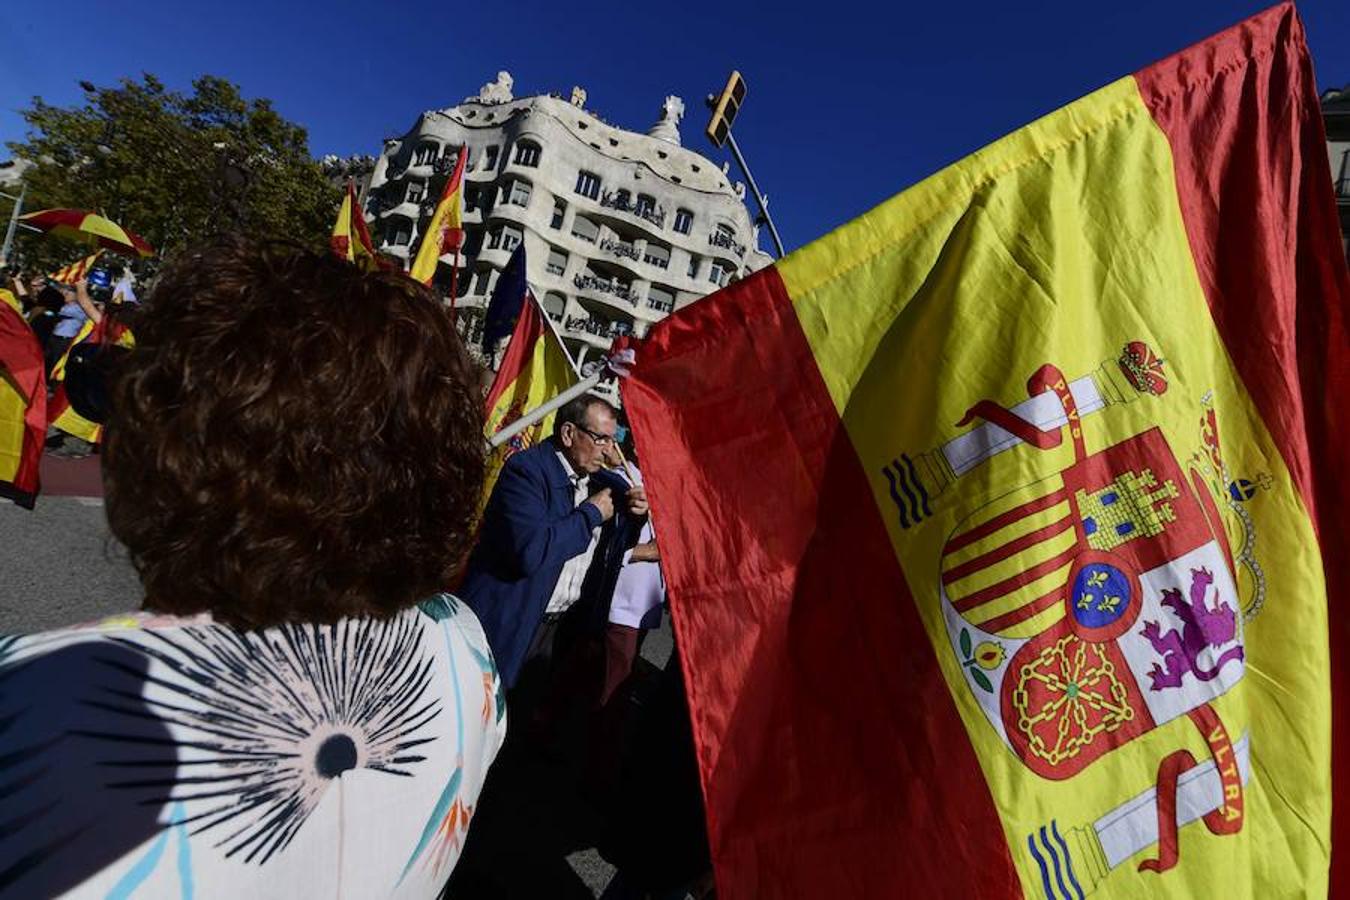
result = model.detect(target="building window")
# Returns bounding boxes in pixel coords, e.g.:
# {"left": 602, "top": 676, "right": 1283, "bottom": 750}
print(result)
{"left": 464, "top": 228, "right": 484, "bottom": 256}
{"left": 547, "top": 247, "right": 568, "bottom": 276}
{"left": 635, "top": 193, "right": 656, "bottom": 217}
{"left": 465, "top": 184, "right": 480, "bottom": 213}
{"left": 674, "top": 208, "right": 693, "bottom": 234}
{"left": 687, "top": 255, "right": 700, "bottom": 279}
{"left": 514, "top": 140, "right": 541, "bottom": 167}
{"left": 473, "top": 270, "right": 491, "bottom": 295}
{"left": 709, "top": 261, "right": 729, "bottom": 287}
{"left": 551, "top": 198, "right": 567, "bottom": 229}
{"left": 413, "top": 142, "right": 439, "bottom": 166}
{"left": 543, "top": 291, "right": 567, "bottom": 321}
{"left": 647, "top": 285, "right": 675, "bottom": 314}
{"left": 716, "top": 222, "right": 735, "bottom": 238}
{"left": 643, "top": 243, "right": 670, "bottom": 269}
{"left": 571, "top": 215, "right": 599, "bottom": 244}
{"left": 614, "top": 188, "right": 632, "bottom": 209}
{"left": 483, "top": 145, "right": 499, "bottom": 170}
{"left": 575, "top": 170, "right": 601, "bottom": 200}
{"left": 488, "top": 224, "right": 523, "bottom": 252}
{"left": 502, "top": 178, "right": 532, "bottom": 207}
{"left": 406, "top": 181, "right": 425, "bottom": 204}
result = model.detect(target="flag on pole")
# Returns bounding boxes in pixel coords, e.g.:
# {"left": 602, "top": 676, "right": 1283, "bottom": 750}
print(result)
{"left": 410, "top": 148, "right": 467, "bottom": 286}
{"left": 329, "top": 180, "right": 382, "bottom": 271}
{"left": 480, "top": 297, "right": 576, "bottom": 508}
{"left": 481, "top": 244, "right": 527, "bottom": 356}
{"left": 0, "top": 302, "right": 46, "bottom": 508}
{"left": 619, "top": 5, "right": 1349, "bottom": 898}
{"left": 49, "top": 251, "right": 104, "bottom": 285}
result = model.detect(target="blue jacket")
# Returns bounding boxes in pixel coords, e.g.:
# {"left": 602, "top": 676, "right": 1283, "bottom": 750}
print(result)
{"left": 461, "top": 442, "right": 606, "bottom": 688}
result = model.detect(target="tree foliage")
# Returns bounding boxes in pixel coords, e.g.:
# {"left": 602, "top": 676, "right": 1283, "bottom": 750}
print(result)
{"left": 5, "top": 74, "right": 340, "bottom": 272}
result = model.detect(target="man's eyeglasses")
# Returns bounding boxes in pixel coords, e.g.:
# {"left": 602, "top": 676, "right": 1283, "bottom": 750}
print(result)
{"left": 573, "top": 424, "right": 616, "bottom": 447}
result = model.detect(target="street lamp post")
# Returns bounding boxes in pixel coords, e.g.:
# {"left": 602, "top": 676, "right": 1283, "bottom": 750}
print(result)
{"left": 0, "top": 183, "right": 26, "bottom": 269}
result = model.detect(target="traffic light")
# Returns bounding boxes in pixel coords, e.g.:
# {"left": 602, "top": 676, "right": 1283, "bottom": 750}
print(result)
{"left": 705, "top": 71, "right": 747, "bottom": 148}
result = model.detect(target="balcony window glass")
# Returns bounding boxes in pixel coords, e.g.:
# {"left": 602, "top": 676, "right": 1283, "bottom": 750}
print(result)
{"left": 473, "top": 270, "right": 491, "bottom": 295}
{"left": 635, "top": 193, "right": 656, "bottom": 217}
{"left": 643, "top": 243, "right": 670, "bottom": 269}
{"left": 514, "top": 141, "right": 541, "bottom": 167}
{"left": 647, "top": 285, "right": 675, "bottom": 314}
{"left": 615, "top": 189, "right": 632, "bottom": 208}
{"left": 547, "top": 248, "right": 568, "bottom": 276}
{"left": 687, "top": 255, "right": 700, "bottom": 278}
{"left": 551, "top": 198, "right": 567, "bottom": 229}
{"left": 571, "top": 215, "right": 599, "bottom": 244}
{"left": 709, "top": 261, "right": 728, "bottom": 287}
{"left": 483, "top": 145, "right": 499, "bottom": 170}
{"left": 505, "top": 179, "right": 532, "bottom": 207}
{"left": 674, "top": 208, "right": 694, "bottom": 234}
{"left": 543, "top": 291, "right": 567, "bottom": 321}
{"left": 413, "top": 143, "right": 438, "bottom": 166}
{"left": 575, "top": 170, "right": 601, "bottom": 200}
{"left": 406, "top": 181, "right": 425, "bottom": 204}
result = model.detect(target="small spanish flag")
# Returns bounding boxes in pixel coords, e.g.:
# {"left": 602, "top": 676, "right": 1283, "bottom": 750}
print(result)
{"left": 409, "top": 147, "right": 466, "bottom": 286}
{"left": 329, "top": 179, "right": 382, "bottom": 271}
{"left": 480, "top": 297, "right": 576, "bottom": 510}
{"left": 620, "top": 4, "right": 1349, "bottom": 898}
{"left": 49, "top": 251, "right": 104, "bottom": 285}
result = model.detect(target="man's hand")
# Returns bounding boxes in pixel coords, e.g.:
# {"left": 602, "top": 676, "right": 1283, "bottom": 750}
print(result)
{"left": 587, "top": 487, "right": 615, "bottom": 522}
{"left": 625, "top": 484, "right": 649, "bottom": 517}
{"left": 630, "top": 540, "right": 659, "bottom": 562}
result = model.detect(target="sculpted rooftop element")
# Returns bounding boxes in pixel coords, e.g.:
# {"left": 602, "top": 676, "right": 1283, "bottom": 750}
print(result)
{"left": 474, "top": 72, "right": 514, "bottom": 105}
{"left": 647, "top": 95, "right": 685, "bottom": 146}
{"left": 570, "top": 87, "right": 588, "bottom": 108}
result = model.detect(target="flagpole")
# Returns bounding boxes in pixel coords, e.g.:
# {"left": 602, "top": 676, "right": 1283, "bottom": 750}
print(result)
{"left": 448, "top": 252, "right": 459, "bottom": 326}
{"left": 486, "top": 371, "right": 603, "bottom": 449}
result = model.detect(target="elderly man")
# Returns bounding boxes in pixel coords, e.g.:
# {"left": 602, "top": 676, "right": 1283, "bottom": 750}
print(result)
{"left": 462, "top": 393, "right": 648, "bottom": 697}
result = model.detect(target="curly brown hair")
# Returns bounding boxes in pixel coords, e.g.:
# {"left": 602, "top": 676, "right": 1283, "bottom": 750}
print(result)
{"left": 104, "top": 238, "right": 486, "bottom": 629}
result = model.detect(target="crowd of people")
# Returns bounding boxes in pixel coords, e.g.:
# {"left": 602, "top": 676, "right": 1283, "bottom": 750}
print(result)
{"left": 0, "top": 239, "right": 712, "bottom": 899}
{"left": 3, "top": 260, "right": 140, "bottom": 455}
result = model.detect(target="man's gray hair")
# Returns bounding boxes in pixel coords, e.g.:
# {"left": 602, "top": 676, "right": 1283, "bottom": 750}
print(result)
{"left": 552, "top": 393, "right": 617, "bottom": 439}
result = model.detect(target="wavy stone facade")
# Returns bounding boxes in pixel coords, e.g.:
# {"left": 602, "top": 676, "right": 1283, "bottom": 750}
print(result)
{"left": 364, "top": 72, "right": 774, "bottom": 368}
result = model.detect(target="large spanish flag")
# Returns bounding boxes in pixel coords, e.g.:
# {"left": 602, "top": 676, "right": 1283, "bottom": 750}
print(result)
{"left": 480, "top": 297, "right": 576, "bottom": 508}
{"left": 620, "top": 5, "right": 1349, "bottom": 898}
{"left": 0, "top": 302, "right": 46, "bottom": 507}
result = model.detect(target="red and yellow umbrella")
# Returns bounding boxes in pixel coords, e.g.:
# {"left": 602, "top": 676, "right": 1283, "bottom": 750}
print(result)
{"left": 19, "top": 208, "right": 155, "bottom": 258}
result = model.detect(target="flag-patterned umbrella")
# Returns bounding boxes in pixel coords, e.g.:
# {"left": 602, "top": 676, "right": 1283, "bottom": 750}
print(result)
{"left": 19, "top": 209, "right": 154, "bottom": 258}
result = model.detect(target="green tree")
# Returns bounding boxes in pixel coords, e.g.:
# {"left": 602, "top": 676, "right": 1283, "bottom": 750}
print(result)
{"left": 5, "top": 74, "right": 340, "bottom": 272}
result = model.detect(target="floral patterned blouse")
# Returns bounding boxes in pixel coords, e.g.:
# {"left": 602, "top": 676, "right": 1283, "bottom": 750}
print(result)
{"left": 0, "top": 594, "right": 505, "bottom": 898}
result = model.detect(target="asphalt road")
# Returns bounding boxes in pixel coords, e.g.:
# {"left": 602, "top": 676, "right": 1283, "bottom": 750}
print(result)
{"left": 0, "top": 474, "right": 683, "bottom": 898}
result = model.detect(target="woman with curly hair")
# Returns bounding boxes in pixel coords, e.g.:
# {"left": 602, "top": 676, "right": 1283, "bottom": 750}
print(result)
{"left": 0, "top": 240, "right": 505, "bottom": 899}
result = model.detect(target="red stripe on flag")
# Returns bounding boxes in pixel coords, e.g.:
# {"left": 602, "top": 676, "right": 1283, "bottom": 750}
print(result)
{"left": 942, "top": 515, "right": 1075, "bottom": 585}
{"left": 621, "top": 267, "right": 1020, "bottom": 899}
{"left": 945, "top": 489, "right": 1067, "bottom": 555}
{"left": 977, "top": 587, "right": 1064, "bottom": 634}
{"left": 482, "top": 300, "right": 546, "bottom": 416}
{"left": 1136, "top": 4, "right": 1350, "bottom": 889}
{"left": 950, "top": 547, "right": 1076, "bottom": 615}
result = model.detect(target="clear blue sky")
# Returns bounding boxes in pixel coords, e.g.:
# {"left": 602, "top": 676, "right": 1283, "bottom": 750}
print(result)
{"left": 3, "top": 1, "right": 1347, "bottom": 252}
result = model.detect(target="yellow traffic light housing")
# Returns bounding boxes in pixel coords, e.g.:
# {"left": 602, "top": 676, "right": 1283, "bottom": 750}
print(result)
{"left": 706, "top": 71, "right": 747, "bottom": 148}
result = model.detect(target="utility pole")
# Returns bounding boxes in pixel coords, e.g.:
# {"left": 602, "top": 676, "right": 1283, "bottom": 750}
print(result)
{"left": 0, "top": 183, "right": 25, "bottom": 268}
{"left": 705, "top": 71, "right": 785, "bottom": 258}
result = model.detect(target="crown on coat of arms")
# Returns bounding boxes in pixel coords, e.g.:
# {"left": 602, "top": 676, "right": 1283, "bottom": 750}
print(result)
{"left": 1118, "top": 341, "right": 1168, "bottom": 395}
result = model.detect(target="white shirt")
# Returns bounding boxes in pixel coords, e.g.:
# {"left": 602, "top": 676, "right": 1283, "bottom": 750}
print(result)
{"left": 545, "top": 451, "right": 602, "bottom": 615}
{"left": 608, "top": 465, "right": 665, "bottom": 629}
